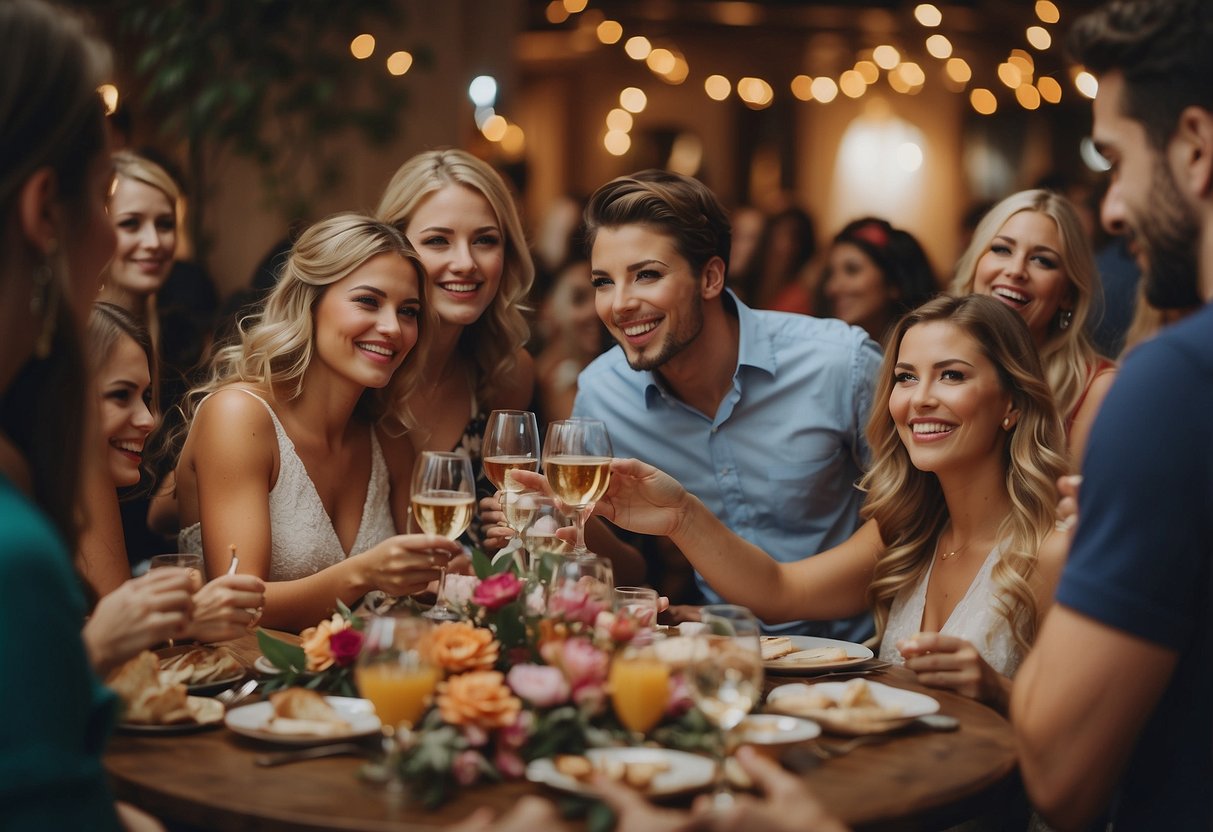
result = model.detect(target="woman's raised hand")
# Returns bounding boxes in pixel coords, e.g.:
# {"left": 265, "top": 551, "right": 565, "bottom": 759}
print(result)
{"left": 355, "top": 534, "right": 462, "bottom": 597}
{"left": 83, "top": 569, "right": 195, "bottom": 676}
{"left": 186, "top": 573, "right": 266, "bottom": 643}
{"left": 896, "top": 632, "right": 1011, "bottom": 711}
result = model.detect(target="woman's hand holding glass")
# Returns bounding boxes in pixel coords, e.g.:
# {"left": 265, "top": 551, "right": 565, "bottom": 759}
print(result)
{"left": 185, "top": 573, "right": 267, "bottom": 643}
{"left": 354, "top": 534, "right": 459, "bottom": 598}
{"left": 412, "top": 451, "right": 476, "bottom": 621}
{"left": 542, "top": 418, "right": 612, "bottom": 555}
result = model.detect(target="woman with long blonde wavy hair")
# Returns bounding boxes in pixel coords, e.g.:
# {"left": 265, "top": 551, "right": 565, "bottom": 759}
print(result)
{"left": 952, "top": 189, "right": 1116, "bottom": 466}
{"left": 173, "top": 213, "right": 461, "bottom": 632}
{"left": 376, "top": 150, "right": 534, "bottom": 527}
{"left": 558, "top": 295, "right": 1068, "bottom": 711}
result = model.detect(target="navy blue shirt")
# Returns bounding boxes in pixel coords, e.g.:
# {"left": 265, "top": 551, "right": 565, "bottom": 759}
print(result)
{"left": 1057, "top": 301, "right": 1213, "bottom": 829}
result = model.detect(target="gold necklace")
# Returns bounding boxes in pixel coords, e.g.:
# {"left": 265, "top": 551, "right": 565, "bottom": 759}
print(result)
{"left": 936, "top": 529, "right": 967, "bottom": 561}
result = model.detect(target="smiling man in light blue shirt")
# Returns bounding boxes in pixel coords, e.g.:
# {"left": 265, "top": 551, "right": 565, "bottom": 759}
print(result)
{"left": 573, "top": 170, "right": 881, "bottom": 641}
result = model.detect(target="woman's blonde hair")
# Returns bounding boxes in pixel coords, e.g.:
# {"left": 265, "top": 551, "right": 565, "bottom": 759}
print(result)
{"left": 861, "top": 294, "right": 1067, "bottom": 656}
{"left": 111, "top": 149, "right": 180, "bottom": 208}
{"left": 180, "top": 213, "right": 431, "bottom": 440}
{"left": 376, "top": 149, "right": 533, "bottom": 406}
{"left": 951, "top": 189, "right": 1104, "bottom": 427}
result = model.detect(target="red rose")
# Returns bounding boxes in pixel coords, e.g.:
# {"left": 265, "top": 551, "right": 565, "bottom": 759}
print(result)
{"left": 329, "top": 627, "right": 364, "bottom": 667}
{"left": 472, "top": 572, "right": 523, "bottom": 611}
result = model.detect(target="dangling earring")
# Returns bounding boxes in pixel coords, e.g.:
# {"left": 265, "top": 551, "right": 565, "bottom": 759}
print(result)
{"left": 1058, "top": 309, "right": 1073, "bottom": 331}
{"left": 31, "top": 247, "right": 61, "bottom": 360}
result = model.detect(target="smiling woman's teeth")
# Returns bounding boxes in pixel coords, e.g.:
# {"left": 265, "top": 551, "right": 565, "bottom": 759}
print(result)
{"left": 993, "top": 287, "right": 1029, "bottom": 304}
{"left": 357, "top": 343, "right": 394, "bottom": 357}
{"left": 623, "top": 321, "right": 660, "bottom": 336}
{"left": 111, "top": 440, "right": 143, "bottom": 455}
{"left": 441, "top": 282, "right": 478, "bottom": 292}
{"left": 912, "top": 422, "right": 954, "bottom": 435}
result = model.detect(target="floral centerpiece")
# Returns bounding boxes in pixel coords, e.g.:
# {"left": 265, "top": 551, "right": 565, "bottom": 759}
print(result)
{"left": 259, "top": 551, "right": 714, "bottom": 809}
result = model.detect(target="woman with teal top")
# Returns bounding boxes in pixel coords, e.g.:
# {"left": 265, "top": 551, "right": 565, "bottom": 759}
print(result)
{"left": 0, "top": 2, "right": 163, "bottom": 829}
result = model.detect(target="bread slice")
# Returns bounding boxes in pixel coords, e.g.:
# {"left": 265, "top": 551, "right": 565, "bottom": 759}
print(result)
{"left": 775, "top": 646, "right": 851, "bottom": 665}
{"left": 759, "top": 636, "right": 798, "bottom": 661}
{"left": 268, "top": 689, "right": 350, "bottom": 734}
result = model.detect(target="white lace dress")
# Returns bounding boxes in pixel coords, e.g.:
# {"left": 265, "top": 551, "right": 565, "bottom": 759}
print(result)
{"left": 879, "top": 544, "right": 1023, "bottom": 677}
{"left": 178, "top": 390, "right": 397, "bottom": 581}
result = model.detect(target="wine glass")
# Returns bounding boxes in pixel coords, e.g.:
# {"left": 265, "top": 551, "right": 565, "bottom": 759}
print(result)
{"left": 547, "top": 555, "right": 614, "bottom": 626}
{"left": 610, "top": 642, "right": 670, "bottom": 740}
{"left": 481, "top": 410, "right": 541, "bottom": 493}
{"left": 614, "top": 586, "right": 659, "bottom": 630}
{"left": 542, "top": 418, "right": 612, "bottom": 555}
{"left": 355, "top": 612, "right": 439, "bottom": 803}
{"left": 686, "top": 604, "right": 764, "bottom": 809}
{"left": 411, "top": 451, "right": 475, "bottom": 622}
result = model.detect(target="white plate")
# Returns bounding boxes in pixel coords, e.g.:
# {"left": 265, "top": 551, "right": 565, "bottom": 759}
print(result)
{"left": 253, "top": 656, "right": 282, "bottom": 675}
{"left": 766, "top": 680, "right": 940, "bottom": 735}
{"left": 762, "top": 636, "right": 874, "bottom": 674}
{"left": 224, "top": 696, "right": 381, "bottom": 745}
{"left": 117, "top": 696, "right": 225, "bottom": 734}
{"left": 527, "top": 747, "right": 716, "bottom": 799}
{"left": 736, "top": 713, "right": 821, "bottom": 745}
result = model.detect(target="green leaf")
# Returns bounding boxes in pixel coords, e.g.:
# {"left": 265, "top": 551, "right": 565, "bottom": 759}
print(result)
{"left": 471, "top": 548, "right": 492, "bottom": 580}
{"left": 256, "top": 628, "right": 307, "bottom": 672}
{"left": 586, "top": 801, "right": 617, "bottom": 832}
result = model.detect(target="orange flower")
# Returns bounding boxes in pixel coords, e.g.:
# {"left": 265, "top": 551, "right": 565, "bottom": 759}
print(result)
{"left": 428, "top": 622, "right": 499, "bottom": 673}
{"left": 436, "top": 671, "right": 521, "bottom": 729}
{"left": 300, "top": 613, "right": 351, "bottom": 672}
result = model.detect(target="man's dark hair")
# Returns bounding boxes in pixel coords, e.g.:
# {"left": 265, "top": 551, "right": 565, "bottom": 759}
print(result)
{"left": 583, "top": 169, "right": 732, "bottom": 275}
{"left": 1069, "top": 0, "right": 1213, "bottom": 149}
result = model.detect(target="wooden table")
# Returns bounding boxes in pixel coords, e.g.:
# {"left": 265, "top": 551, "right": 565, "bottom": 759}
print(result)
{"left": 104, "top": 634, "right": 1019, "bottom": 831}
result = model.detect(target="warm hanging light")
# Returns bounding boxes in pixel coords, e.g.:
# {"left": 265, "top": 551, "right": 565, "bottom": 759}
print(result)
{"left": 970, "top": 88, "right": 997, "bottom": 115}
{"left": 1026, "top": 26, "right": 1052, "bottom": 50}
{"left": 839, "top": 70, "right": 867, "bottom": 99}
{"left": 854, "top": 60, "right": 880, "bottom": 84}
{"left": 1037, "top": 76, "right": 1062, "bottom": 104}
{"left": 604, "top": 129, "right": 631, "bottom": 156}
{"left": 350, "top": 34, "right": 375, "bottom": 60}
{"left": 810, "top": 76, "right": 839, "bottom": 103}
{"left": 619, "top": 86, "right": 648, "bottom": 112}
{"left": 946, "top": 57, "right": 972, "bottom": 83}
{"left": 606, "top": 108, "right": 633, "bottom": 132}
{"left": 386, "top": 51, "right": 413, "bottom": 76}
{"left": 997, "top": 62, "right": 1023, "bottom": 89}
{"left": 624, "top": 36, "right": 652, "bottom": 60}
{"left": 925, "top": 34, "right": 952, "bottom": 59}
{"left": 1016, "top": 84, "right": 1042, "bottom": 110}
{"left": 913, "top": 4, "right": 942, "bottom": 27}
{"left": 1035, "top": 1, "right": 1060, "bottom": 24}
{"left": 790, "top": 75, "right": 814, "bottom": 101}
{"left": 596, "top": 20, "right": 623, "bottom": 44}
{"left": 705, "top": 75, "right": 732, "bottom": 100}
{"left": 873, "top": 45, "right": 901, "bottom": 70}
{"left": 481, "top": 115, "right": 508, "bottom": 142}
{"left": 1074, "top": 70, "right": 1098, "bottom": 99}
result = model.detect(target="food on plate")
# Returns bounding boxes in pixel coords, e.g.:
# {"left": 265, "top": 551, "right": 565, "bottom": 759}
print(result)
{"left": 759, "top": 636, "right": 798, "bottom": 661}
{"left": 769, "top": 679, "right": 902, "bottom": 721}
{"left": 266, "top": 689, "right": 351, "bottom": 736}
{"left": 108, "top": 651, "right": 224, "bottom": 725}
{"left": 652, "top": 636, "right": 709, "bottom": 670}
{"left": 553, "top": 754, "right": 672, "bottom": 791}
{"left": 773, "top": 646, "right": 851, "bottom": 665}
{"left": 160, "top": 647, "right": 243, "bottom": 685}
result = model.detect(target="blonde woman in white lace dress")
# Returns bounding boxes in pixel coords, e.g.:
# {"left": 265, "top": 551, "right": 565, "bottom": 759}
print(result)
{"left": 576, "top": 295, "right": 1069, "bottom": 711}
{"left": 174, "top": 214, "right": 461, "bottom": 632}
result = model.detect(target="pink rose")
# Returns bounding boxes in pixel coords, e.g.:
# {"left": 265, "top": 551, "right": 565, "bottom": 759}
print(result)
{"left": 499, "top": 710, "right": 535, "bottom": 750}
{"left": 472, "top": 572, "right": 523, "bottom": 611}
{"left": 443, "top": 574, "right": 480, "bottom": 609}
{"left": 547, "top": 586, "right": 609, "bottom": 626}
{"left": 329, "top": 627, "right": 364, "bottom": 667}
{"left": 462, "top": 724, "right": 489, "bottom": 748}
{"left": 560, "top": 638, "right": 609, "bottom": 689}
{"left": 664, "top": 672, "right": 693, "bottom": 717}
{"left": 506, "top": 664, "right": 570, "bottom": 708}
{"left": 571, "top": 681, "right": 606, "bottom": 714}
{"left": 494, "top": 747, "right": 526, "bottom": 779}
{"left": 594, "top": 610, "right": 639, "bottom": 645}
{"left": 452, "top": 749, "right": 486, "bottom": 786}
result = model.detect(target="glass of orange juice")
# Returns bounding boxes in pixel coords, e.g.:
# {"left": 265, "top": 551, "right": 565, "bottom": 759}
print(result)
{"left": 355, "top": 613, "right": 440, "bottom": 801}
{"left": 609, "top": 643, "right": 671, "bottom": 739}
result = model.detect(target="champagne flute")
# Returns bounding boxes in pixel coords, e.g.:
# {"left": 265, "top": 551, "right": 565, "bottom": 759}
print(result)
{"left": 542, "top": 418, "right": 612, "bottom": 555}
{"left": 355, "top": 612, "right": 439, "bottom": 802}
{"left": 687, "top": 605, "right": 764, "bottom": 809}
{"left": 411, "top": 451, "right": 475, "bottom": 622}
{"left": 149, "top": 553, "right": 205, "bottom": 647}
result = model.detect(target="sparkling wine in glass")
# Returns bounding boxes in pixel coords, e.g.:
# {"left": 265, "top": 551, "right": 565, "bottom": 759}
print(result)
{"left": 411, "top": 451, "right": 475, "bottom": 621}
{"left": 687, "top": 605, "right": 764, "bottom": 809}
{"left": 542, "top": 418, "right": 612, "bottom": 555}
{"left": 481, "top": 409, "right": 541, "bottom": 493}
{"left": 355, "top": 612, "right": 439, "bottom": 802}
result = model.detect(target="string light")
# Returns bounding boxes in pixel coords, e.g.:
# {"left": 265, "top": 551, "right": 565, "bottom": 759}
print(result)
{"left": 386, "top": 51, "right": 413, "bottom": 76}
{"left": 624, "top": 36, "right": 652, "bottom": 60}
{"left": 596, "top": 20, "right": 623, "bottom": 44}
{"left": 913, "top": 4, "right": 942, "bottom": 27}
{"left": 1026, "top": 26, "right": 1052, "bottom": 50}
{"left": 705, "top": 74, "right": 732, "bottom": 100}
{"left": 562, "top": 0, "right": 587, "bottom": 13}
{"left": 970, "top": 88, "right": 998, "bottom": 115}
{"left": 604, "top": 129, "right": 631, "bottom": 155}
{"left": 646, "top": 48, "right": 676, "bottom": 75}
{"left": 1016, "top": 83, "right": 1041, "bottom": 110}
{"left": 737, "top": 77, "right": 774, "bottom": 109}
{"left": 545, "top": 1, "right": 569, "bottom": 24}
{"left": 481, "top": 115, "right": 508, "bottom": 142}
{"left": 620, "top": 87, "right": 648, "bottom": 112}
{"left": 1074, "top": 70, "right": 1098, "bottom": 99}
{"left": 925, "top": 34, "right": 952, "bottom": 59}
{"left": 350, "top": 34, "right": 375, "bottom": 60}
{"left": 997, "top": 62, "right": 1023, "bottom": 89}
{"left": 1035, "top": 1, "right": 1060, "bottom": 24}
{"left": 810, "top": 76, "right": 839, "bottom": 104}
{"left": 790, "top": 75, "right": 814, "bottom": 101}
{"left": 606, "top": 108, "right": 633, "bottom": 131}
{"left": 873, "top": 45, "right": 900, "bottom": 70}
{"left": 839, "top": 70, "right": 867, "bottom": 99}
{"left": 501, "top": 124, "right": 526, "bottom": 156}
{"left": 1037, "top": 76, "right": 1062, "bottom": 104}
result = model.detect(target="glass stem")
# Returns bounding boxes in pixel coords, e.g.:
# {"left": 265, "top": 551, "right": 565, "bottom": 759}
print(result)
{"left": 574, "top": 505, "right": 592, "bottom": 553}
{"left": 433, "top": 567, "right": 449, "bottom": 609}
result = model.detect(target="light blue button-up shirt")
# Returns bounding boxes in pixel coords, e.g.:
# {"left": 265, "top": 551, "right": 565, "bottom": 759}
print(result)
{"left": 574, "top": 292, "right": 882, "bottom": 641}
